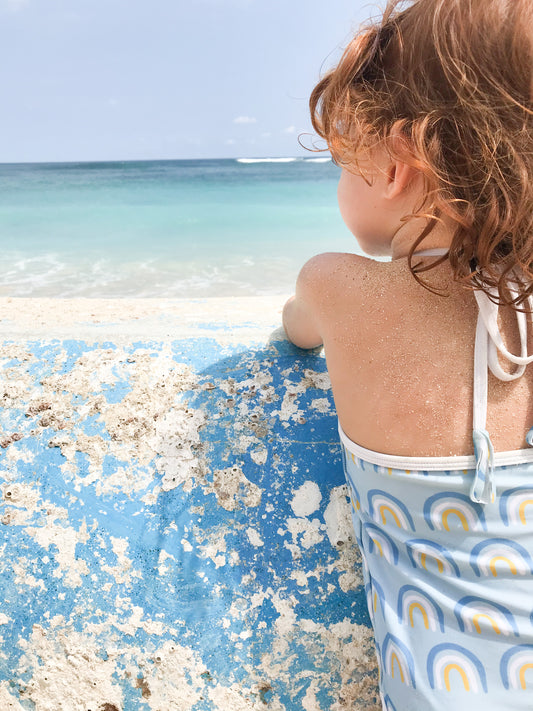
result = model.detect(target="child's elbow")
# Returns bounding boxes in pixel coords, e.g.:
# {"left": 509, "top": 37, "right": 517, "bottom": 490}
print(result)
{"left": 282, "top": 295, "right": 323, "bottom": 349}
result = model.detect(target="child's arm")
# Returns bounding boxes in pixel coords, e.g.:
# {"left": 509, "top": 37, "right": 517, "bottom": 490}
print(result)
{"left": 282, "top": 256, "right": 324, "bottom": 349}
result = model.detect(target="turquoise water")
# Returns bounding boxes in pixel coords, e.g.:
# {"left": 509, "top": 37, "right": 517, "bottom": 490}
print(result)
{"left": 0, "top": 158, "right": 361, "bottom": 297}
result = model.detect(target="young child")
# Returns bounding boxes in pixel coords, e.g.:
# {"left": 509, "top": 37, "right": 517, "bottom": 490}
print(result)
{"left": 283, "top": 0, "right": 533, "bottom": 708}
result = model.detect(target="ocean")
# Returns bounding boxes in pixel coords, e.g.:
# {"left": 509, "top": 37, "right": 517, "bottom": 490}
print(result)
{"left": 0, "top": 157, "right": 363, "bottom": 298}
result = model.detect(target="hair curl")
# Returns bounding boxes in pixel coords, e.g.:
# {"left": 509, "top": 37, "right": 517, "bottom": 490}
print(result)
{"left": 310, "top": 0, "right": 533, "bottom": 306}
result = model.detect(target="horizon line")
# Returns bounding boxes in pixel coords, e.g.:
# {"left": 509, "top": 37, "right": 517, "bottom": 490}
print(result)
{"left": 0, "top": 153, "right": 331, "bottom": 168}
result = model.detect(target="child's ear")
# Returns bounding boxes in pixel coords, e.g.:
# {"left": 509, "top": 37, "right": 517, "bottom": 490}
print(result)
{"left": 384, "top": 159, "right": 418, "bottom": 200}
{"left": 383, "top": 123, "right": 419, "bottom": 200}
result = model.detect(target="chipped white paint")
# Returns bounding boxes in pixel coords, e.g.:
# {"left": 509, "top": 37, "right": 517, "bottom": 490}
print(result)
{"left": 16, "top": 625, "right": 123, "bottom": 711}
{"left": 41, "top": 347, "right": 206, "bottom": 496}
{"left": 278, "top": 381, "right": 306, "bottom": 422}
{"left": 324, "top": 486, "right": 354, "bottom": 547}
{"left": 285, "top": 517, "right": 324, "bottom": 550}
{"left": 209, "top": 465, "right": 262, "bottom": 512}
{"left": 302, "top": 680, "right": 321, "bottom": 711}
{"left": 302, "top": 369, "right": 331, "bottom": 391}
{"left": 290, "top": 480, "right": 322, "bottom": 518}
{"left": 310, "top": 397, "right": 331, "bottom": 414}
{"left": 11, "top": 559, "right": 46, "bottom": 591}
{"left": 101, "top": 536, "right": 141, "bottom": 586}
{"left": 259, "top": 615, "right": 376, "bottom": 708}
{"left": 246, "top": 527, "right": 264, "bottom": 547}
{"left": 0, "top": 684, "right": 26, "bottom": 710}
{"left": 197, "top": 528, "right": 229, "bottom": 568}
{"left": 271, "top": 592, "right": 298, "bottom": 636}
{"left": 250, "top": 448, "right": 268, "bottom": 465}
{"left": 25, "top": 518, "right": 90, "bottom": 588}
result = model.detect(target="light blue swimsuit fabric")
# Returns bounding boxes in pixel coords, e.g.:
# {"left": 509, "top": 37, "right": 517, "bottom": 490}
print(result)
{"left": 340, "top": 266, "right": 533, "bottom": 710}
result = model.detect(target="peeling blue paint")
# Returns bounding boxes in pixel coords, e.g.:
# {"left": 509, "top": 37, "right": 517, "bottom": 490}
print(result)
{"left": 0, "top": 332, "right": 379, "bottom": 710}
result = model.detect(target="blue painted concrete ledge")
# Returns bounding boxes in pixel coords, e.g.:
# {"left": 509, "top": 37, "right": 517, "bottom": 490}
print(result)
{"left": 0, "top": 297, "right": 379, "bottom": 711}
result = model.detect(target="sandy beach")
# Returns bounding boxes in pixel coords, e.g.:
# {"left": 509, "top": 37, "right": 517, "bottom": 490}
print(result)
{"left": 0, "top": 296, "right": 289, "bottom": 341}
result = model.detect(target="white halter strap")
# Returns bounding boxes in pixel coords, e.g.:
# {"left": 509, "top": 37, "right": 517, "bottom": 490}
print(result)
{"left": 471, "top": 286, "right": 533, "bottom": 503}
{"left": 413, "top": 249, "right": 533, "bottom": 504}
{"left": 411, "top": 248, "right": 450, "bottom": 258}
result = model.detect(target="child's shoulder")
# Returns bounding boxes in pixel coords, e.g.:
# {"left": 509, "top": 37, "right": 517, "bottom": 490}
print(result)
{"left": 298, "top": 251, "right": 383, "bottom": 284}
{"left": 296, "top": 251, "right": 412, "bottom": 306}
{"left": 294, "top": 251, "right": 455, "bottom": 344}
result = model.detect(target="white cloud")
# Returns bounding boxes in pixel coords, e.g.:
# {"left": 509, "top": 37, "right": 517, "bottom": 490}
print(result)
{"left": 225, "top": 139, "right": 236, "bottom": 145}
{"left": 233, "top": 116, "right": 257, "bottom": 125}
{"left": 283, "top": 126, "right": 297, "bottom": 134}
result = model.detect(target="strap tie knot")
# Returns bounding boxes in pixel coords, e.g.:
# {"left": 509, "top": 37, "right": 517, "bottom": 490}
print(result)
{"left": 471, "top": 428, "right": 495, "bottom": 504}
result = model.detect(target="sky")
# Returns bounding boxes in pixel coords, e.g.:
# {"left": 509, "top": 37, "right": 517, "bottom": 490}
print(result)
{"left": 0, "top": 0, "right": 377, "bottom": 163}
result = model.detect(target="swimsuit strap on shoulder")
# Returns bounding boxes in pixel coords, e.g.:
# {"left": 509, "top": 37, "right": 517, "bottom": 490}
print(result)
{"left": 474, "top": 286, "right": 533, "bottom": 377}
{"left": 409, "top": 250, "right": 533, "bottom": 503}
{"left": 471, "top": 285, "right": 533, "bottom": 504}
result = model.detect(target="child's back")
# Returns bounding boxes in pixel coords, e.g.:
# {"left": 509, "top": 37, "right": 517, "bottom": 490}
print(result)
{"left": 283, "top": 0, "right": 533, "bottom": 707}
{"left": 302, "top": 252, "right": 533, "bottom": 456}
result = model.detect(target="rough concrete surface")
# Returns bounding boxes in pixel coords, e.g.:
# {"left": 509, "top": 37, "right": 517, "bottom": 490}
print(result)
{"left": 0, "top": 297, "right": 379, "bottom": 711}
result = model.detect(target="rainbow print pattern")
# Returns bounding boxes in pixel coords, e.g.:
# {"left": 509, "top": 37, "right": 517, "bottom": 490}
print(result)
{"left": 407, "top": 539, "right": 460, "bottom": 577}
{"left": 427, "top": 644, "right": 487, "bottom": 693}
{"left": 363, "top": 523, "right": 399, "bottom": 565}
{"left": 423, "top": 492, "right": 487, "bottom": 531}
{"left": 368, "top": 489, "right": 415, "bottom": 530}
{"left": 397, "top": 585, "right": 445, "bottom": 632}
{"left": 381, "top": 695, "right": 398, "bottom": 711}
{"left": 455, "top": 596, "right": 519, "bottom": 637}
{"left": 500, "top": 645, "right": 533, "bottom": 690}
{"left": 470, "top": 538, "right": 533, "bottom": 577}
{"left": 499, "top": 487, "right": 533, "bottom": 526}
{"left": 342, "top": 440, "right": 533, "bottom": 709}
{"left": 382, "top": 634, "right": 416, "bottom": 688}
{"left": 364, "top": 582, "right": 375, "bottom": 625}
{"left": 367, "top": 576, "right": 386, "bottom": 622}
{"left": 347, "top": 479, "right": 361, "bottom": 513}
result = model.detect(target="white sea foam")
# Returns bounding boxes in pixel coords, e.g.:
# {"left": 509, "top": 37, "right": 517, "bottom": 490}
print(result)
{"left": 0, "top": 252, "right": 300, "bottom": 298}
{"left": 236, "top": 157, "right": 298, "bottom": 164}
{"left": 305, "top": 157, "right": 332, "bottom": 163}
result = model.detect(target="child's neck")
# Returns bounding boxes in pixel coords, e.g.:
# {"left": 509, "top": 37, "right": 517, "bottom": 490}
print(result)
{"left": 390, "top": 213, "right": 455, "bottom": 260}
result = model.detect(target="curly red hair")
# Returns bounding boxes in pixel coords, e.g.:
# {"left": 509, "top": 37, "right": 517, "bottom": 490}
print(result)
{"left": 310, "top": 0, "right": 533, "bottom": 305}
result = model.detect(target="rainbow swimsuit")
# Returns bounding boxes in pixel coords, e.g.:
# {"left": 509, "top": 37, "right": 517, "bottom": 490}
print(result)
{"left": 340, "top": 281, "right": 533, "bottom": 710}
